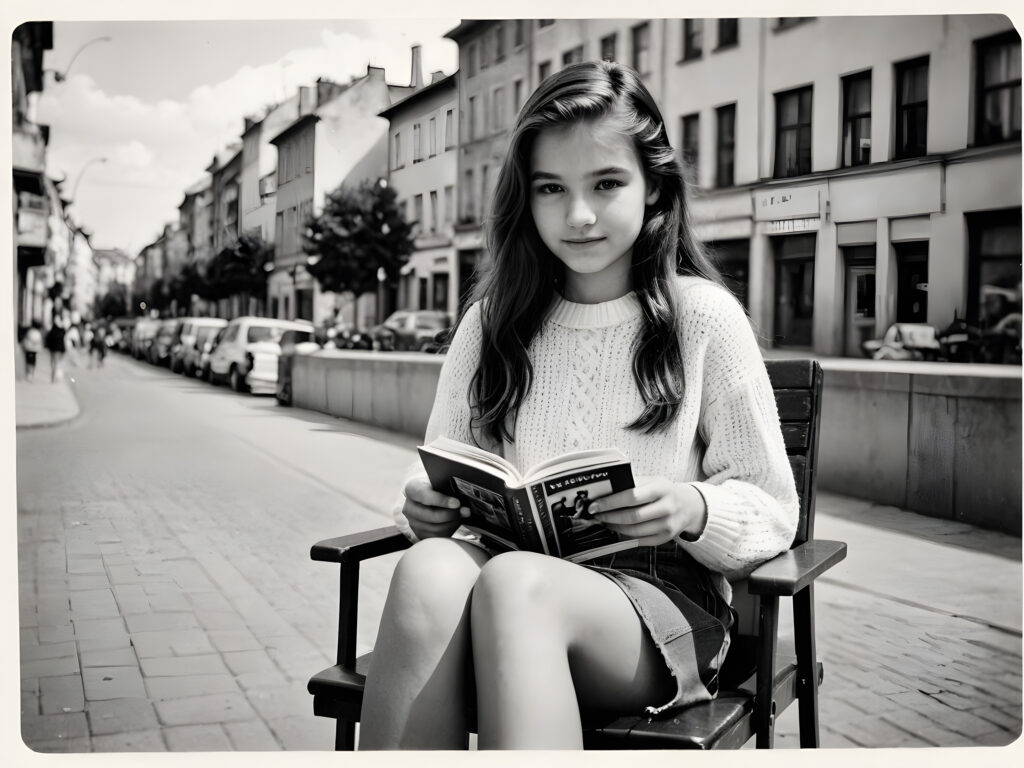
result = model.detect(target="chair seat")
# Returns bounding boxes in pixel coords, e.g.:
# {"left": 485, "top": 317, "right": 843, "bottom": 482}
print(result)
{"left": 308, "top": 653, "right": 822, "bottom": 750}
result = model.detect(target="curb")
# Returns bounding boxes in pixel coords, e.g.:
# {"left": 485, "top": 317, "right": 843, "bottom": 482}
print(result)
{"left": 15, "top": 380, "right": 82, "bottom": 431}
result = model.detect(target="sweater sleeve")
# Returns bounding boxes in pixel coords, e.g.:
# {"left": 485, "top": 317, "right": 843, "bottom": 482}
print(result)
{"left": 674, "top": 285, "right": 800, "bottom": 579}
{"left": 392, "top": 302, "right": 485, "bottom": 541}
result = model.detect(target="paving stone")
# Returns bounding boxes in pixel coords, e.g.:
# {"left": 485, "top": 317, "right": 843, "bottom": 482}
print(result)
{"left": 208, "top": 629, "right": 262, "bottom": 653}
{"left": 245, "top": 684, "right": 310, "bottom": 722}
{"left": 973, "top": 704, "right": 1023, "bottom": 732}
{"left": 140, "top": 654, "right": 229, "bottom": 677}
{"left": 86, "top": 698, "right": 159, "bottom": 735}
{"left": 194, "top": 609, "right": 249, "bottom": 631}
{"left": 222, "top": 650, "right": 279, "bottom": 677}
{"left": 21, "top": 712, "right": 89, "bottom": 743}
{"left": 68, "top": 574, "right": 111, "bottom": 591}
{"left": 40, "top": 675, "right": 85, "bottom": 714}
{"left": 265, "top": 714, "right": 335, "bottom": 750}
{"left": 234, "top": 668, "right": 290, "bottom": 691}
{"left": 69, "top": 589, "right": 120, "bottom": 620}
{"left": 154, "top": 692, "right": 258, "bottom": 726}
{"left": 21, "top": 691, "right": 39, "bottom": 718}
{"left": 124, "top": 612, "right": 199, "bottom": 633}
{"left": 144, "top": 673, "right": 239, "bottom": 700}
{"left": 82, "top": 666, "right": 146, "bottom": 701}
{"left": 130, "top": 629, "right": 216, "bottom": 658}
{"left": 19, "top": 640, "right": 77, "bottom": 662}
{"left": 72, "top": 617, "right": 127, "bottom": 640}
{"left": 37, "top": 624, "right": 74, "bottom": 643}
{"left": 27, "top": 736, "right": 92, "bottom": 753}
{"left": 163, "top": 724, "right": 233, "bottom": 751}
{"left": 68, "top": 557, "right": 105, "bottom": 575}
{"left": 76, "top": 632, "right": 131, "bottom": 652}
{"left": 21, "top": 655, "right": 80, "bottom": 679}
{"left": 188, "top": 592, "right": 234, "bottom": 613}
{"left": 90, "top": 729, "right": 167, "bottom": 751}
{"left": 223, "top": 719, "right": 282, "bottom": 750}
{"left": 147, "top": 591, "right": 191, "bottom": 612}
{"left": 22, "top": 676, "right": 39, "bottom": 694}
{"left": 80, "top": 647, "right": 138, "bottom": 668}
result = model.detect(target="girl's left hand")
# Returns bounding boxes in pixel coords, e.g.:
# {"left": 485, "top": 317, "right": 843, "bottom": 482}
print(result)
{"left": 588, "top": 477, "right": 707, "bottom": 546}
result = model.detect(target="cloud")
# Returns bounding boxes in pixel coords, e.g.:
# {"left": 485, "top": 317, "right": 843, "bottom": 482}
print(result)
{"left": 34, "top": 20, "right": 458, "bottom": 253}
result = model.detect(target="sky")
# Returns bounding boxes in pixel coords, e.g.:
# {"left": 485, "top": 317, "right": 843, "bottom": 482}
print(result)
{"left": 33, "top": 18, "right": 461, "bottom": 254}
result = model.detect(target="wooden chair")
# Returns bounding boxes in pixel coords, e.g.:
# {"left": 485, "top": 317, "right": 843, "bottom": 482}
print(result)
{"left": 307, "top": 358, "right": 846, "bottom": 749}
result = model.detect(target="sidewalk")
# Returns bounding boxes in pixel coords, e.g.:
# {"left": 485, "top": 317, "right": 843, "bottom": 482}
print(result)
{"left": 15, "top": 350, "right": 81, "bottom": 429}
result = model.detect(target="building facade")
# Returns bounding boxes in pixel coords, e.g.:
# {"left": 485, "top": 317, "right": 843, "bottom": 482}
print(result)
{"left": 239, "top": 95, "right": 299, "bottom": 247}
{"left": 446, "top": 16, "right": 1021, "bottom": 357}
{"left": 380, "top": 58, "right": 460, "bottom": 316}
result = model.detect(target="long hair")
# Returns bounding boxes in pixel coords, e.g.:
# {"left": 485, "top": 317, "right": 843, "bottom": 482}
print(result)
{"left": 462, "top": 60, "right": 725, "bottom": 446}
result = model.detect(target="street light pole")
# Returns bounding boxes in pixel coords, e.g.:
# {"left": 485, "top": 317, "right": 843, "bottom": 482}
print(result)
{"left": 45, "top": 36, "right": 112, "bottom": 82}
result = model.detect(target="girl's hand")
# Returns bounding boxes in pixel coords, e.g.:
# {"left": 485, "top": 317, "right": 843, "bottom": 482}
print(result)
{"left": 403, "top": 477, "right": 469, "bottom": 539}
{"left": 588, "top": 478, "right": 707, "bottom": 546}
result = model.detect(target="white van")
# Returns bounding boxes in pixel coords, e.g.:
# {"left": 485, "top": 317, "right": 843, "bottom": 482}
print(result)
{"left": 206, "top": 316, "right": 314, "bottom": 393}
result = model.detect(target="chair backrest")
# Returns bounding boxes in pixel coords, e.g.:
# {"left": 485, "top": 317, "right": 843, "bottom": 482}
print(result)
{"left": 721, "top": 359, "right": 824, "bottom": 686}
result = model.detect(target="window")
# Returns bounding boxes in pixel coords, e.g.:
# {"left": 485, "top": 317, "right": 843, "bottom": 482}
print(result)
{"left": 429, "top": 116, "right": 437, "bottom": 157}
{"left": 444, "top": 185, "right": 454, "bottom": 223}
{"left": 842, "top": 71, "right": 872, "bottom": 167}
{"left": 539, "top": 20, "right": 555, "bottom": 29}
{"left": 975, "top": 31, "right": 1022, "bottom": 145}
{"left": 967, "top": 209, "right": 1022, "bottom": 332}
{"left": 716, "top": 104, "right": 736, "bottom": 187}
{"left": 392, "top": 132, "right": 402, "bottom": 169}
{"left": 275, "top": 211, "right": 284, "bottom": 254}
{"left": 717, "top": 19, "right": 739, "bottom": 48}
{"left": 481, "top": 164, "right": 490, "bottom": 216}
{"left": 777, "top": 18, "right": 813, "bottom": 30}
{"left": 413, "top": 123, "right": 422, "bottom": 162}
{"left": 429, "top": 190, "right": 438, "bottom": 233}
{"left": 463, "top": 169, "right": 475, "bottom": 220}
{"left": 683, "top": 19, "right": 703, "bottom": 61}
{"left": 468, "top": 96, "right": 477, "bottom": 141}
{"left": 514, "top": 78, "right": 524, "bottom": 114}
{"left": 413, "top": 194, "right": 424, "bottom": 233}
{"left": 480, "top": 33, "right": 489, "bottom": 70}
{"left": 538, "top": 60, "right": 551, "bottom": 83}
{"left": 445, "top": 109, "right": 455, "bottom": 149}
{"left": 774, "top": 86, "right": 812, "bottom": 178}
{"left": 895, "top": 57, "right": 928, "bottom": 159}
{"left": 632, "top": 23, "right": 651, "bottom": 75}
{"left": 495, "top": 25, "right": 506, "bottom": 61}
{"left": 493, "top": 86, "right": 505, "bottom": 133}
{"left": 468, "top": 42, "right": 477, "bottom": 77}
{"left": 601, "top": 33, "right": 616, "bottom": 62}
{"left": 563, "top": 45, "right": 584, "bottom": 67}
{"left": 514, "top": 20, "right": 525, "bottom": 48}
{"left": 681, "top": 113, "right": 700, "bottom": 181}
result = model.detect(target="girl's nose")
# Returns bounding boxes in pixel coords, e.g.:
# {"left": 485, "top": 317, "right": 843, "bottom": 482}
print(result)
{"left": 566, "top": 196, "right": 596, "bottom": 229}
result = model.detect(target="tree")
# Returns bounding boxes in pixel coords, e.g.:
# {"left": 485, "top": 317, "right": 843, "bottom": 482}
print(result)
{"left": 168, "top": 261, "right": 205, "bottom": 311}
{"left": 303, "top": 178, "right": 414, "bottom": 297}
{"left": 95, "top": 284, "right": 129, "bottom": 319}
{"left": 204, "top": 233, "right": 272, "bottom": 303}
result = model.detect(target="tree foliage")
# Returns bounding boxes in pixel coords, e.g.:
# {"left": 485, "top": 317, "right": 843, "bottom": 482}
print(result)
{"left": 202, "top": 233, "right": 273, "bottom": 301}
{"left": 303, "top": 178, "right": 414, "bottom": 296}
{"left": 94, "top": 283, "right": 129, "bottom": 319}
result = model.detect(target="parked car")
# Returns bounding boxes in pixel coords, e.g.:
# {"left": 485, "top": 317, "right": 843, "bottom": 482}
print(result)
{"left": 112, "top": 318, "right": 136, "bottom": 352}
{"left": 199, "top": 327, "right": 227, "bottom": 382}
{"left": 131, "top": 318, "right": 162, "bottom": 360}
{"left": 207, "top": 316, "right": 314, "bottom": 393}
{"left": 150, "top": 318, "right": 185, "bottom": 366}
{"left": 172, "top": 318, "right": 228, "bottom": 375}
{"left": 370, "top": 309, "right": 452, "bottom": 352}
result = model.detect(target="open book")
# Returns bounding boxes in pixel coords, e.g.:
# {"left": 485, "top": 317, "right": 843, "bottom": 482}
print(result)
{"left": 418, "top": 437, "right": 640, "bottom": 563}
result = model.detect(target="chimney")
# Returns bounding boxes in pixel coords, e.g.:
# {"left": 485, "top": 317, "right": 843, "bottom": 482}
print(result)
{"left": 298, "top": 86, "right": 316, "bottom": 116}
{"left": 410, "top": 44, "right": 424, "bottom": 89}
{"left": 430, "top": 70, "right": 446, "bottom": 84}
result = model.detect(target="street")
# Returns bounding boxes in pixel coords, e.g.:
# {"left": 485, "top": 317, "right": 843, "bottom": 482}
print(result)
{"left": 17, "top": 352, "right": 1023, "bottom": 752}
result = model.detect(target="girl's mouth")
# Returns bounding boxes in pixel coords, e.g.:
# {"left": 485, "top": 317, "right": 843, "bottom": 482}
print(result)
{"left": 563, "top": 237, "right": 605, "bottom": 247}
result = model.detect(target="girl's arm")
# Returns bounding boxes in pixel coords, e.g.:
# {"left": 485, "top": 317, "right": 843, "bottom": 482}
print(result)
{"left": 392, "top": 302, "right": 486, "bottom": 541}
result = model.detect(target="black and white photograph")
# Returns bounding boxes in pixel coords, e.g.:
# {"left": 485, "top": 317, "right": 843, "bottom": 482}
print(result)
{"left": 7, "top": 0, "right": 1023, "bottom": 759}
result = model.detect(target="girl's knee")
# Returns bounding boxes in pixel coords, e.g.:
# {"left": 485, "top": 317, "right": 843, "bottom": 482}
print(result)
{"left": 393, "top": 538, "right": 486, "bottom": 593}
{"left": 471, "top": 552, "right": 557, "bottom": 621}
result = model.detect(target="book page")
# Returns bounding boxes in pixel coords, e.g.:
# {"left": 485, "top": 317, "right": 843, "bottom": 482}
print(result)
{"left": 521, "top": 446, "right": 628, "bottom": 485}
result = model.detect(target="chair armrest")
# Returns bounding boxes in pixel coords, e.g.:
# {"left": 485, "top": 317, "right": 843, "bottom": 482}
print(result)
{"left": 746, "top": 539, "right": 847, "bottom": 596}
{"left": 311, "top": 526, "right": 413, "bottom": 565}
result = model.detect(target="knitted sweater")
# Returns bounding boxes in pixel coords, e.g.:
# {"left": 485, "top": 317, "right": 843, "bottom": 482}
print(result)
{"left": 393, "top": 275, "right": 800, "bottom": 602}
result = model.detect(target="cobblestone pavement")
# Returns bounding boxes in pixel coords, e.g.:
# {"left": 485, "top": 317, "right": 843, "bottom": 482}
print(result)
{"left": 14, "top": 353, "right": 1023, "bottom": 756}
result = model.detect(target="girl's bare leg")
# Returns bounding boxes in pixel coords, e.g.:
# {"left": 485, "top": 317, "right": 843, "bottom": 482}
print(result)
{"left": 359, "top": 537, "right": 490, "bottom": 749}
{"left": 471, "top": 552, "right": 674, "bottom": 749}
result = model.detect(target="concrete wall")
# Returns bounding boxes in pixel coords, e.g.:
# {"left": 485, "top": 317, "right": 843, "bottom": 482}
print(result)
{"left": 292, "top": 351, "right": 1022, "bottom": 535}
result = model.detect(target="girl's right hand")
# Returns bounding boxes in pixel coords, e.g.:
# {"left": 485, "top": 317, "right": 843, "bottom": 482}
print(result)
{"left": 402, "top": 477, "right": 469, "bottom": 539}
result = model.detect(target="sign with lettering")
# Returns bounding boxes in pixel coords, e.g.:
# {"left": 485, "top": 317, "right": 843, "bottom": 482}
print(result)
{"left": 764, "top": 217, "right": 821, "bottom": 235}
{"left": 754, "top": 187, "right": 820, "bottom": 221}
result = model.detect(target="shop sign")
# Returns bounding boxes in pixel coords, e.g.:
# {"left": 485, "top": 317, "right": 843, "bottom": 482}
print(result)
{"left": 764, "top": 217, "right": 820, "bottom": 235}
{"left": 754, "top": 187, "right": 820, "bottom": 221}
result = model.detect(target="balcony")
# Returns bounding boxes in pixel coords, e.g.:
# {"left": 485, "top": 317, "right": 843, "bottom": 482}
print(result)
{"left": 13, "top": 125, "right": 47, "bottom": 175}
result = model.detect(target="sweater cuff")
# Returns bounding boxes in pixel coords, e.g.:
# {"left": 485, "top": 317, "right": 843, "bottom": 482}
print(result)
{"left": 675, "top": 480, "right": 749, "bottom": 565}
{"left": 392, "top": 463, "right": 429, "bottom": 544}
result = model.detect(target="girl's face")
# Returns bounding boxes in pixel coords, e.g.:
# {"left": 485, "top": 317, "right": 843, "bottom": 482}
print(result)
{"left": 529, "top": 119, "right": 658, "bottom": 303}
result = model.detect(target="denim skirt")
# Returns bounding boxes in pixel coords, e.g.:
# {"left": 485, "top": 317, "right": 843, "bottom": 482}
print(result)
{"left": 585, "top": 541, "right": 734, "bottom": 716}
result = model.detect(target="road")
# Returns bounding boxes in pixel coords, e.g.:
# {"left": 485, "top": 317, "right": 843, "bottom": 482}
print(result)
{"left": 17, "top": 353, "right": 412, "bottom": 751}
{"left": 16, "top": 351, "right": 1023, "bottom": 754}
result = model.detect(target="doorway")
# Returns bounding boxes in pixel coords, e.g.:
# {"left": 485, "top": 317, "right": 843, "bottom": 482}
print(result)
{"left": 843, "top": 246, "right": 876, "bottom": 357}
{"left": 895, "top": 242, "right": 928, "bottom": 323}
{"left": 773, "top": 234, "right": 816, "bottom": 347}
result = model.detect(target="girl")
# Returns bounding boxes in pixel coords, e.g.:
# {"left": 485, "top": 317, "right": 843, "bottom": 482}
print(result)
{"left": 360, "top": 60, "right": 799, "bottom": 750}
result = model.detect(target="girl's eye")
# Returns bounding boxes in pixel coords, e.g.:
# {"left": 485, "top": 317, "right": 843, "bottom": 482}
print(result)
{"left": 596, "top": 179, "right": 624, "bottom": 191}
{"left": 535, "top": 183, "right": 563, "bottom": 195}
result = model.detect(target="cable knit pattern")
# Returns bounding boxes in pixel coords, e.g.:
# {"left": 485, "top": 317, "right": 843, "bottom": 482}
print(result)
{"left": 392, "top": 275, "right": 800, "bottom": 603}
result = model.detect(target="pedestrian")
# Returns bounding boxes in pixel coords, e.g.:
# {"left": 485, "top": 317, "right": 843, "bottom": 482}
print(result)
{"left": 44, "top": 317, "right": 67, "bottom": 383}
{"left": 359, "top": 60, "right": 799, "bottom": 750}
{"left": 65, "top": 321, "right": 82, "bottom": 368}
{"left": 90, "top": 323, "right": 108, "bottom": 367}
{"left": 21, "top": 322, "right": 43, "bottom": 381}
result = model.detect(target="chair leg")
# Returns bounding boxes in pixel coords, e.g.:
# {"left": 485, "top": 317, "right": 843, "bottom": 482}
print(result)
{"left": 755, "top": 594, "right": 779, "bottom": 749}
{"left": 335, "top": 719, "right": 356, "bottom": 750}
{"left": 793, "top": 584, "right": 820, "bottom": 748}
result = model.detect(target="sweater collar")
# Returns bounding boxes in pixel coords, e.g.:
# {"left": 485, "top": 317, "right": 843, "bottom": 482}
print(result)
{"left": 546, "top": 290, "right": 643, "bottom": 329}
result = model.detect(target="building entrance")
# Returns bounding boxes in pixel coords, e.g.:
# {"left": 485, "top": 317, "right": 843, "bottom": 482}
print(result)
{"left": 772, "top": 233, "right": 816, "bottom": 347}
{"left": 842, "top": 246, "right": 876, "bottom": 357}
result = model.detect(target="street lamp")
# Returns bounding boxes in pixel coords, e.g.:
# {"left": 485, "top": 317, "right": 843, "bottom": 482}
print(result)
{"left": 70, "top": 156, "right": 108, "bottom": 205}
{"left": 45, "top": 36, "right": 112, "bottom": 82}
